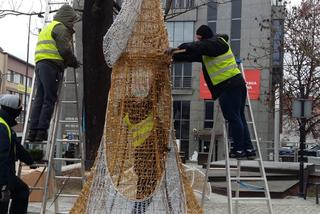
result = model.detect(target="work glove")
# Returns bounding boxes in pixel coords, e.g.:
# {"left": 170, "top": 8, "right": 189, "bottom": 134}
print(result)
{"left": 68, "top": 57, "right": 81, "bottom": 69}
{"left": 29, "top": 163, "right": 38, "bottom": 169}
{"left": 0, "top": 185, "right": 10, "bottom": 202}
{"left": 164, "top": 47, "right": 178, "bottom": 55}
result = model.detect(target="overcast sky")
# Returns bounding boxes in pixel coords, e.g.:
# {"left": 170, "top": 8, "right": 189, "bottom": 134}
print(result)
{"left": 0, "top": 0, "right": 302, "bottom": 64}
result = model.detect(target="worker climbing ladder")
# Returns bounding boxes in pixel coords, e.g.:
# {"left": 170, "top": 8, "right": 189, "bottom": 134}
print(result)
{"left": 201, "top": 62, "right": 273, "bottom": 214}
{"left": 17, "top": 0, "right": 85, "bottom": 213}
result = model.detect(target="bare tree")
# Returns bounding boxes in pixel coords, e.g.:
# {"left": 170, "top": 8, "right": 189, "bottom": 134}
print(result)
{"left": 282, "top": 0, "right": 320, "bottom": 142}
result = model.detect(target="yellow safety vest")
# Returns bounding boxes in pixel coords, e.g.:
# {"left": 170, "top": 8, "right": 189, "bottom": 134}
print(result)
{"left": 123, "top": 113, "right": 154, "bottom": 148}
{"left": 202, "top": 37, "right": 240, "bottom": 85}
{"left": 0, "top": 117, "right": 11, "bottom": 143}
{"left": 35, "top": 20, "right": 64, "bottom": 63}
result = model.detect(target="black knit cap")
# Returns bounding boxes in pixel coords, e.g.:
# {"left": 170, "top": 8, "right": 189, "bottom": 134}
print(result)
{"left": 196, "top": 25, "right": 214, "bottom": 39}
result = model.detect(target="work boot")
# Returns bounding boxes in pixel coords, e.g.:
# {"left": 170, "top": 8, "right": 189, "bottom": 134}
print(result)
{"left": 245, "top": 149, "right": 257, "bottom": 160}
{"left": 27, "top": 129, "right": 37, "bottom": 142}
{"left": 229, "top": 150, "right": 246, "bottom": 160}
{"left": 35, "top": 129, "right": 48, "bottom": 142}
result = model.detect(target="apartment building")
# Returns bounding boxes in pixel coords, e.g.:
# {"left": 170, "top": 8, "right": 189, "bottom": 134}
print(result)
{"left": 165, "top": 0, "right": 284, "bottom": 160}
{"left": 0, "top": 47, "right": 34, "bottom": 132}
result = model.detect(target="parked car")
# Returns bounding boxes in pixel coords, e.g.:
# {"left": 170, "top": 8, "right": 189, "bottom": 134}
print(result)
{"left": 279, "top": 147, "right": 295, "bottom": 156}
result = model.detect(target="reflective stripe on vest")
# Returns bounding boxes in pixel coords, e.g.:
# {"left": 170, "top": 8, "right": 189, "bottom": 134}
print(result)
{"left": 35, "top": 20, "right": 64, "bottom": 63}
{"left": 202, "top": 38, "right": 240, "bottom": 85}
{"left": 123, "top": 113, "right": 154, "bottom": 148}
{"left": 0, "top": 117, "right": 11, "bottom": 143}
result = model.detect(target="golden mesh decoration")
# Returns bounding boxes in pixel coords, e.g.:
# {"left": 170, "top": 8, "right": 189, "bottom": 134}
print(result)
{"left": 71, "top": 0, "right": 204, "bottom": 213}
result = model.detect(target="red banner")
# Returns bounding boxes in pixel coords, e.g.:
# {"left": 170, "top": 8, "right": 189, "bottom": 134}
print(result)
{"left": 199, "top": 70, "right": 261, "bottom": 100}
{"left": 244, "top": 69, "right": 261, "bottom": 100}
{"left": 199, "top": 72, "right": 212, "bottom": 99}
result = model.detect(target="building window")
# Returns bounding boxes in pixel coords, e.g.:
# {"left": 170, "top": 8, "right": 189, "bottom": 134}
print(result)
{"left": 166, "top": 21, "right": 194, "bottom": 47}
{"left": 172, "top": 62, "right": 192, "bottom": 89}
{"left": 13, "top": 72, "right": 22, "bottom": 84}
{"left": 171, "top": 0, "right": 194, "bottom": 9}
{"left": 231, "top": 0, "right": 242, "bottom": 19}
{"left": 173, "top": 100, "right": 190, "bottom": 157}
{"left": 204, "top": 100, "right": 214, "bottom": 128}
{"left": 6, "top": 70, "right": 14, "bottom": 82}
{"left": 231, "top": 0, "right": 242, "bottom": 58}
{"left": 231, "top": 40, "right": 241, "bottom": 58}
{"left": 166, "top": 21, "right": 194, "bottom": 89}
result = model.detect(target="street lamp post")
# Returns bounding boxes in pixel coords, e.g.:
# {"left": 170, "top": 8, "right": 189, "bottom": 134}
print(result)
{"left": 24, "top": 14, "right": 31, "bottom": 124}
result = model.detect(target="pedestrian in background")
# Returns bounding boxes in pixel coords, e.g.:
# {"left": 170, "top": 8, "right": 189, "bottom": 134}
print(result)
{"left": 28, "top": 4, "right": 80, "bottom": 142}
{"left": 0, "top": 94, "right": 34, "bottom": 213}
{"left": 166, "top": 25, "right": 255, "bottom": 159}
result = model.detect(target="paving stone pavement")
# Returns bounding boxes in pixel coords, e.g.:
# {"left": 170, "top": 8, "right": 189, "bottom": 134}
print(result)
{"left": 202, "top": 193, "right": 320, "bottom": 214}
{"left": 28, "top": 193, "right": 320, "bottom": 213}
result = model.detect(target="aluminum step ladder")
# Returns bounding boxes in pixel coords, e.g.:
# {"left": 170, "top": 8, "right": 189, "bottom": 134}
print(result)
{"left": 201, "top": 62, "right": 273, "bottom": 214}
{"left": 16, "top": 0, "right": 85, "bottom": 213}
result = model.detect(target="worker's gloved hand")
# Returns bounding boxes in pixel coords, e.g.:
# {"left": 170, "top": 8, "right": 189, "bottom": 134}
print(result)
{"left": 164, "top": 47, "right": 177, "bottom": 55}
{"left": 0, "top": 185, "right": 10, "bottom": 202}
{"left": 68, "top": 57, "right": 81, "bottom": 69}
{"left": 71, "top": 60, "right": 81, "bottom": 69}
{"left": 29, "top": 163, "right": 38, "bottom": 169}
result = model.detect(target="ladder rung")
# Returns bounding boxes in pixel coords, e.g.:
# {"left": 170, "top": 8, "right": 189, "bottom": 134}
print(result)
{"left": 209, "top": 167, "right": 238, "bottom": 171}
{"left": 32, "top": 163, "right": 47, "bottom": 167}
{"left": 63, "top": 81, "right": 76, "bottom": 84}
{"left": 232, "top": 197, "right": 269, "bottom": 201}
{"left": 49, "top": 2, "right": 68, "bottom": 5}
{"left": 230, "top": 177, "right": 265, "bottom": 181}
{"left": 29, "top": 186, "right": 45, "bottom": 190}
{"left": 25, "top": 140, "right": 48, "bottom": 145}
{"left": 56, "top": 193, "right": 79, "bottom": 197}
{"left": 55, "top": 176, "right": 83, "bottom": 180}
{"left": 59, "top": 120, "right": 79, "bottom": 123}
{"left": 61, "top": 100, "right": 78, "bottom": 104}
{"left": 53, "top": 158, "right": 81, "bottom": 162}
{"left": 56, "top": 139, "right": 80, "bottom": 143}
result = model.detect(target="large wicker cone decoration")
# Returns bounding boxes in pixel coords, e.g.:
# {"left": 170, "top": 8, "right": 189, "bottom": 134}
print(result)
{"left": 70, "top": 0, "right": 204, "bottom": 213}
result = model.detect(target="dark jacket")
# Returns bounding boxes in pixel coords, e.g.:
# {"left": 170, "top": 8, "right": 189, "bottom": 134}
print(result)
{"left": 41, "top": 5, "right": 79, "bottom": 69}
{"left": 0, "top": 109, "right": 33, "bottom": 187}
{"left": 173, "top": 36, "right": 245, "bottom": 99}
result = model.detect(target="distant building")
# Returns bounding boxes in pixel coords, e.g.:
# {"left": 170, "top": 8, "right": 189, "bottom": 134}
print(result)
{"left": 0, "top": 47, "right": 34, "bottom": 132}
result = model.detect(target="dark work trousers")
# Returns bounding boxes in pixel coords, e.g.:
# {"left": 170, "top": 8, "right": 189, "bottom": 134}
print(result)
{"left": 219, "top": 84, "right": 254, "bottom": 152}
{"left": 29, "top": 61, "right": 63, "bottom": 130}
{"left": 0, "top": 176, "right": 30, "bottom": 214}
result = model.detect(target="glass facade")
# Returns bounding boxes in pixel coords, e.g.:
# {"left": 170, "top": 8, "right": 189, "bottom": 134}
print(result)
{"left": 207, "top": 1, "right": 217, "bottom": 34}
{"left": 173, "top": 100, "right": 190, "bottom": 157}
{"left": 171, "top": 0, "right": 194, "bottom": 9}
{"left": 166, "top": 21, "right": 194, "bottom": 89}
{"left": 204, "top": 100, "right": 214, "bottom": 128}
{"left": 231, "top": 0, "right": 242, "bottom": 58}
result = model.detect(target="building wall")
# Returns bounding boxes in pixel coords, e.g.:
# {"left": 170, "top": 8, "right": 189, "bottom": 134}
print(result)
{"left": 0, "top": 49, "right": 34, "bottom": 132}
{"left": 167, "top": 0, "right": 275, "bottom": 160}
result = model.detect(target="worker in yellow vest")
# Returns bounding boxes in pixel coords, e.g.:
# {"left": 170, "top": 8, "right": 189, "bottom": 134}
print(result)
{"left": 27, "top": 5, "right": 80, "bottom": 142}
{"left": 166, "top": 25, "right": 255, "bottom": 159}
{"left": 0, "top": 94, "right": 35, "bottom": 213}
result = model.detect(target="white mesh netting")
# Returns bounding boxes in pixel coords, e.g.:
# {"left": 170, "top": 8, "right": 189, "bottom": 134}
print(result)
{"left": 103, "top": 0, "right": 144, "bottom": 67}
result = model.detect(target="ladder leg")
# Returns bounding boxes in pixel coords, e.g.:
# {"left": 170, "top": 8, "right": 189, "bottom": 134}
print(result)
{"left": 235, "top": 160, "right": 241, "bottom": 214}
{"left": 224, "top": 121, "right": 233, "bottom": 214}
{"left": 239, "top": 62, "right": 273, "bottom": 214}
{"left": 201, "top": 102, "right": 220, "bottom": 207}
{"left": 41, "top": 83, "right": 62, "bottom": 214}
